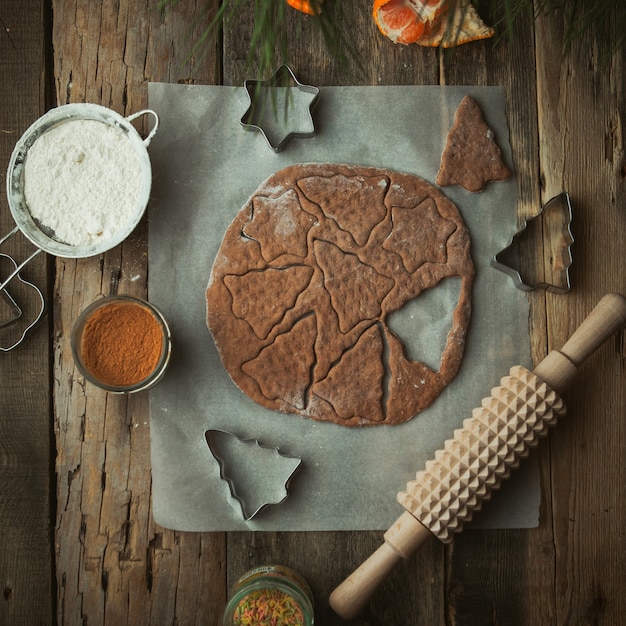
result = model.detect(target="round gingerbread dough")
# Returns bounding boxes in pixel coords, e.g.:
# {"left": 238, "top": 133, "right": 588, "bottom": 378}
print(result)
{"left": 206, "top": 163, "right": 474, "bottom": 427}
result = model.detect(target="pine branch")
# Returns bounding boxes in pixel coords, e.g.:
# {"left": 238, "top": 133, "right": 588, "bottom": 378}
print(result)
{"left": 158, "top": 0, "right": 362, "bottom": 79}
{"left": 159, "top": 0, "right": 625, "bottom": 78}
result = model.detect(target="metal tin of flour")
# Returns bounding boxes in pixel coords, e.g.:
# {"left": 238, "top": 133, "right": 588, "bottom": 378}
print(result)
{"left": 4, "top": 103, "right": 158, "bottom": 260}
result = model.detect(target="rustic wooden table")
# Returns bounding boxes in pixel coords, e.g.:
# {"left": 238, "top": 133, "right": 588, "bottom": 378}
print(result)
{"left": 1, "top": 1, "right": 625, "bottom": 624}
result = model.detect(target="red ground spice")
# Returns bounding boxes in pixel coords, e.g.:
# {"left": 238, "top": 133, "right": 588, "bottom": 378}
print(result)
{"left": 80, "top": 301, "right": 164, "bottom": 387}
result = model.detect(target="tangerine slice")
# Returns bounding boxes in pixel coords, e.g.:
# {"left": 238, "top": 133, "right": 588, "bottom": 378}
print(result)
{"left": 373, "top": 0, "right": 428, "bottom": 45}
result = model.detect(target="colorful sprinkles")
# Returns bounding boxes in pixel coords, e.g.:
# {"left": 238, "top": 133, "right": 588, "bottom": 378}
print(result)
{"left": 231, "top": 588, "right": 305, "bottom": 625}
{"left": 224, "top": 565, "right": 314, "bottom": 626}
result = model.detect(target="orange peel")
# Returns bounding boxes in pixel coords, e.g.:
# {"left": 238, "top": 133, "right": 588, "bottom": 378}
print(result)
{"left": 373, "top": 0, "right": 494, "bottom": 47}
{"left": 420, "top": 2, "right": 495, "bottom": 47}
{"left": 286, "top": 0, "right": 323, "bottom": 16}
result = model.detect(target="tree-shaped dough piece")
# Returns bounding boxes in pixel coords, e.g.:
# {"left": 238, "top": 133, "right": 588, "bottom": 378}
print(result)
{"left": 312, "top": 324, "right": 385, "bottom": 423}
{"left": 436, "top": 95, "right": 512, "bottom": 193}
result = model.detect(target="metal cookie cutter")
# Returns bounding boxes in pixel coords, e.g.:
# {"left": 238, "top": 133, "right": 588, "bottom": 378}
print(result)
{"left": 491, "top": 192, "right": 574, "bottom": 293}
{"left": 205, "top": 429, "right": 302, "bottom": 521}
{"left": 0, "top": 274, "right": 22, "bottom": 329}
{"left": 240, "top": 65, "right": 320, "bottom": 152}
{"left": 0, "top": 250, "right": 45, "bottom": 351}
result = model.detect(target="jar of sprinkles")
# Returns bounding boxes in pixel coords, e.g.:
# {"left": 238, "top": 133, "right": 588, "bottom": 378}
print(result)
{"left": 223, "top": 565, "right": 314, "bottom": 626}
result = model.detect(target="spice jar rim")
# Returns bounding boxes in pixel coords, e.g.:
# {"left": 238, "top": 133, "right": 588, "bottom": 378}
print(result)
{"left": 71, "top": 295, "right": 172, "bottom": 394}
{"left": 232, "top": 565, "right": 313, "bottom": 597}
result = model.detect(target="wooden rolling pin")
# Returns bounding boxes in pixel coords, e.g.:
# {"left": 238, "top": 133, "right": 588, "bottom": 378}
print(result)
{"left": 329, "top": 293, "right": 626, "bottom": 620}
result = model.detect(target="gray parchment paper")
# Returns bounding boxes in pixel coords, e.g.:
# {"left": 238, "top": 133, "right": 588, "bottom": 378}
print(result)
{"left": 147, "top": 83, "right": 536, "bottom": 531}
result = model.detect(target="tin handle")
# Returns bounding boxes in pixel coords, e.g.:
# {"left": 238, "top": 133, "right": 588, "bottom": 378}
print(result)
{"left": 125, "top": 109, "right": 159, "bottom": 147}
{"left": 0, "top": 226, "right": 19, "bottom": 248}
{"left": 0, "top": 250, "right": 42, "bottom": 292}
{"left": 0, "top": 227, "right": 43, "bottom": 292}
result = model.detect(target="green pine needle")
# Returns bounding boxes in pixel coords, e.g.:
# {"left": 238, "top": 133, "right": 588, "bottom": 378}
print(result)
{"left": 485, "top": 0, "right": 626, "bottom": 58}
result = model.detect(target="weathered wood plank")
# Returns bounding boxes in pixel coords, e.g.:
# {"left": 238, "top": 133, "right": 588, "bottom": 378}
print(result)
{"left": 0, "top": 1, "right": 54, "bottom": 624}
{"left": 222, "top": 1, "right": 439, "bottom": 87}
{"left": 52, "top": 1, "right": 226, "bottom": 624}
{"left": 433, "top": 8, "right": 560, "bottom": 626}
{"left": 535, "top": 8, "right": 626, "bottom": 624}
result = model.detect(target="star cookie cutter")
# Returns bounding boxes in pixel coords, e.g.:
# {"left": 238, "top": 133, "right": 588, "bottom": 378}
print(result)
{"left": 205, "top": 429, "right": 302, "bottom": 521}
{"left": 240, "top": 65, "right": 320, "bottom": 153}
{"left": 491, "top": 192, "right": 574, "bottom": 293}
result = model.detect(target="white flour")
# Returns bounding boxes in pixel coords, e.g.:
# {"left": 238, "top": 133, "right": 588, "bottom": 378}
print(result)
{"left": 23, "top": 119, "right": 144, "bottom": 247}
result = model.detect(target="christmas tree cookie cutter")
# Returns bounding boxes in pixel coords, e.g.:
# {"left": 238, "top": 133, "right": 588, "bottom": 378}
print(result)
{"left": 491, "top": 192, "right": 574, "bottom": 293}
{"left": 240, "top": 65, "right": 320, "bottom": 153}
{"left": 205, "top": 429, "right": 302, "bottom": 521}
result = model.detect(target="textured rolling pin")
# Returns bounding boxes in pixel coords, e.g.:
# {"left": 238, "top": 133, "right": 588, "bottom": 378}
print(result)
{"left": 329, "top": 293, "right": 626, "bottom": 620}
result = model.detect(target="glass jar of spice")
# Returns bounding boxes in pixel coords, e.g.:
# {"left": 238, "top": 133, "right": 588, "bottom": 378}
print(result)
{"left": 71, "top": 295, "right": 171, "bottom": 393}
{"left": 223, "top": 565, "right": 314, "bottom": 626}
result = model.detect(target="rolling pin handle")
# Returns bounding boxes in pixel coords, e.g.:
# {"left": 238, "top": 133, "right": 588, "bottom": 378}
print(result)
{"left": 329, "top": 512, "right": 432, "bottom": 620}
{"left": 533, "top": 293, "right": 626, "bottom": 394}
{"left": 558, "top": 293, "right": 626, "bottom": 365}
